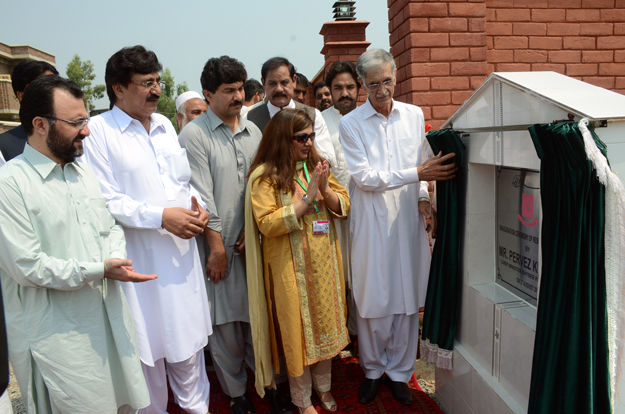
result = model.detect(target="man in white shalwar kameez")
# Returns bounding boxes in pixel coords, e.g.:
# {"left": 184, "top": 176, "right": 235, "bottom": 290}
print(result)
{"left": 321, "top": 60, "right": 361, "bottom": 338}
{"left": 82, "top": 46, "right": 213, "bottom": 414}
{"left": 339, "top": 50, "right": 457, "bottom": 406}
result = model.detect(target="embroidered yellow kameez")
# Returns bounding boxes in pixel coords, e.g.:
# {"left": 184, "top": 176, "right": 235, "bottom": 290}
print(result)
{"left": 245, "top": 163, "right": 350, "bottom": 394}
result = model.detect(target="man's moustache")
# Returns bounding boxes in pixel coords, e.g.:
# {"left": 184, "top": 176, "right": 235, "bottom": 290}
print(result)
{"left": 338, "top": 96, "right": 354, "bottom": 102}
{"left": 230, "top": 101, "right": 242, "bottom": 107}
{"left": 273, "top": 92, "right": 288, "bottom": 98}
{"left": 146, "top": 94, "right": 160, "bottom": 102}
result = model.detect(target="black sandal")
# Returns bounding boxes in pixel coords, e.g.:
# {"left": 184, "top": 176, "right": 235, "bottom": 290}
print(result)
{"left": 265, "top": 387, "right": 294, "bottom": 414}
{"left": 230, "top": 393, "right": 257, "bottom": 414}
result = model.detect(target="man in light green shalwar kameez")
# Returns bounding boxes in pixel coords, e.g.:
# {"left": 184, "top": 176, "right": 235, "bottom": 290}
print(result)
{"left": 0, "top": 76, "right": 155, "bottom": 414}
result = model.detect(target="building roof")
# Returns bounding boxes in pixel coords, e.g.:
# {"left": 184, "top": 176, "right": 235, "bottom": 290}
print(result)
{"left": 443, "top": 71, "right": 625, "bottom": 129}
{"left": 0, "top": 42, "right": 56, "bottom": 65}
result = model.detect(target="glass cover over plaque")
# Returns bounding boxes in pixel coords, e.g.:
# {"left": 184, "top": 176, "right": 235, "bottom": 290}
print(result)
{"left": 496, "top": 167, "right": 541, "bottom": 306}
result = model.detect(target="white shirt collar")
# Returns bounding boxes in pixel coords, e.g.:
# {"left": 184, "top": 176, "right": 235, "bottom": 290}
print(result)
{"left": 23, "top": 143, "right": 60, "bottom": 179}
{"left": 111, "top": 105, "right": 166, "bottom": 134}
{"left": 267, "top": 99, "right": 296, "bottom": 118}
{"left": 322, "top": 106, "right": 342, "bottom": 120}
{"left": 362, "top": 98, "right": 397, "bottom": 119}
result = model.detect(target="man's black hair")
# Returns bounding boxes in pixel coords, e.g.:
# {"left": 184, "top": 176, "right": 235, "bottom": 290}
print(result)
{"left": 261, "top": 57, "right": 296, "bottom": 81}
{"left": 20, "top": 75, "right": 83, "bottom": 136}
{"left": 325, "top": 61, "right": 360, "bottom": 90}
{"left": 295, "top": 73, "right": 309, "bottom": 87}
{"left": 244, "top": 79, "right": 263, "bottom": 101}
{"left": 200, "top": 56, "right": 247, "bottom": 94}
{"left": 11, "top": 60, "right": 59, "bottom": 96}
{"left": 313, "top": 81, "right": 327, "bottom": 97}
{"left": 105, "top": 45, "right": 162, "bottom": 108}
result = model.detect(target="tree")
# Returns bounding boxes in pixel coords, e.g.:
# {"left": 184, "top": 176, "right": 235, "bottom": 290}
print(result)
{"left": 156, "top": 68, "right": 189, "bottom": 131}
{"left": 66, "top": 55, "right": 105, "bottom": 112}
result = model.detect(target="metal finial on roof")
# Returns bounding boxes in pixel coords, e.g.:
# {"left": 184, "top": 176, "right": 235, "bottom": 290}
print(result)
{"left": 332, "top": 1, "right": 356, "bottom": 21}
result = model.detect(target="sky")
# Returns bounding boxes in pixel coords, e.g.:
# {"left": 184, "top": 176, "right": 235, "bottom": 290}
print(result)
{"left": 1, "top": 0, "right": 390, "bottom": 109}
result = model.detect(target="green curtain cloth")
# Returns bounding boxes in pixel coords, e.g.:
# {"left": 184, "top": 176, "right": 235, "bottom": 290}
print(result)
{"left": 527, "top": 122, "right": 611, "bottom": 414}
{"left": 420, "top": 129, "right": 466, "bottom": 368}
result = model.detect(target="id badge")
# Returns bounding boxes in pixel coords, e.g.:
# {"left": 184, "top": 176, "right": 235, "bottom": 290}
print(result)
{"left": 312, "top": 221, "right": 330, "bottom": 235}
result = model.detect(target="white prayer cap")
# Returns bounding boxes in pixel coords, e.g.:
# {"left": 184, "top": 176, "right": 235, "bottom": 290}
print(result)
{"left": 175, "top": 91, "right": 204, "bottom": 111}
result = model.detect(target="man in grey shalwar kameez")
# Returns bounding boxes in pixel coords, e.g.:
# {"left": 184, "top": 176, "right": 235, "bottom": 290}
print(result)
{"left": 179, "top": 56, "right": 261, "bottom": 414}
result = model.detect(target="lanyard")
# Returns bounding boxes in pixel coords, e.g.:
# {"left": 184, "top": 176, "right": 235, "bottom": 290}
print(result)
{"left": 295, "top": 163, "right": 319, "bottom": 213}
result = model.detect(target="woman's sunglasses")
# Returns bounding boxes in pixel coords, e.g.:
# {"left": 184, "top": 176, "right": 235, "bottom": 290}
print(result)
{"left": 292, "top": 132, "right": 316, "bottom": 143}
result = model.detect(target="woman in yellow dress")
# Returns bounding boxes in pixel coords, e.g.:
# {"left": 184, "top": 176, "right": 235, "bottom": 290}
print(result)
{"left": 245, "top": 109, "right": 350, "bottom": 414}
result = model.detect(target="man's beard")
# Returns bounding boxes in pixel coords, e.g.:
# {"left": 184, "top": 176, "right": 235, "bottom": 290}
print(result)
{"left": 47, "top": 124, "right": 85, "bottom": 164}
{"left": 180, "top": 115, "right": 189, "bottom": 130}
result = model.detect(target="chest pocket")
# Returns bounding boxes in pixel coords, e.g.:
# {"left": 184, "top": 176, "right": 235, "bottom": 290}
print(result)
{"left": 88, "top": 197, "right": 111, "bottom": 235}
{"left": 397, "top": 137, "right": 419, "bottom": 165}
{"left": 169, "top": 148, "right": 192, "bottom": 183}
{"left": 398, "top": 136, "right": 417, "bottom": 149}
{"left": 87, "top": 197, "right": 112, "bottom": 264}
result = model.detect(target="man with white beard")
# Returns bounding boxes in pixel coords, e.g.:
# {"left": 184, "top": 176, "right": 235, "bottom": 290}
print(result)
{"left": 176, "top": 91, "right": 207, "bottom": 132}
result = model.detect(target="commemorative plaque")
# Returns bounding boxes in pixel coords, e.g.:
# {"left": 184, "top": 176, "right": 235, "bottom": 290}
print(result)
{"left": 496, "top": 167, "right": 541, "bottom": 305}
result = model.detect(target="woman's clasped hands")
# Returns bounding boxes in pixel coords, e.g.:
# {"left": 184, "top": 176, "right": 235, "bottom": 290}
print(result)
{"left": 306, "top": 160, "right": 331, "bottom": 201}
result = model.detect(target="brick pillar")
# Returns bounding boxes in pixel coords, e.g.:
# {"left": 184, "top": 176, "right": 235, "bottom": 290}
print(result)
{"left": 310, "top": 20, "right": 371, "bottom": 107}
{"left": 389, "top": 0, "right": 488, "bottom": 129}
{"left": 320, "top": 20, "right": 371, "bottom": 75}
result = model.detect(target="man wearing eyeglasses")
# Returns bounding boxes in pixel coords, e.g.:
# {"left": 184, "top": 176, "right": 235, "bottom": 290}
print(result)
{"left": 82, "top": 46, "right": 213, "bottom": 414}
{"left": 339, "top": 49, "right": 457, "bottom": 406}
{"left": 0, "top": 75, "right": 156, "bottom": 413}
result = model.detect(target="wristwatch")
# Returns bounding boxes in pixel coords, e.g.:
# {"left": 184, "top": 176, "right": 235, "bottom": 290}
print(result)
{"left": 302, "top": 194, "right": 313, "bottom": 206}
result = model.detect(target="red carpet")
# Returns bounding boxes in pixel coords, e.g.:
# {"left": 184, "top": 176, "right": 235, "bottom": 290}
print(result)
{"left": 167, "top": 356, "right": 443, "bottom": 414}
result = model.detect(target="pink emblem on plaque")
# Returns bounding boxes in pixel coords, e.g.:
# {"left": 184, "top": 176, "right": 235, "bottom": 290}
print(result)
{"left": 522, "top": 193, "right": 534, "bottom": 219}
{"left": 518, "top": 193, "right": 539, "bottom": 227}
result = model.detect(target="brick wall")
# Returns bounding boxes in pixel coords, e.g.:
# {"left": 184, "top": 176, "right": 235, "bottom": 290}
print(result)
{"left": 0, "top": 42, "right": 56, "bottom": 123}
{"left": 388, "top": 0, "right": 625, "bottom": 129}
{"left": 389, "top": 0, "right": 488, "bottom": 129}
{"left": 312, "top": 20, "right": 372, "bottom": 108}
{"left": 0, "top": 80, "right": 19, "bottom": 114}
{"left": 487, "top": 0, "right": 625, "bottom": 93}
